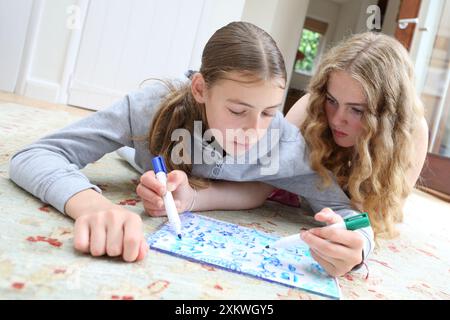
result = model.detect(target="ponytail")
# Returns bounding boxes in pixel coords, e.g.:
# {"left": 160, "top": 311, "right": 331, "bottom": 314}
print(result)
{"left": 149, "top": 80, "right": 209, "bottom": 189}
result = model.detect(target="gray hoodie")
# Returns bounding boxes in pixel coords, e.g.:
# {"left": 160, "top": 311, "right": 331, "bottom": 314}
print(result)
{"left": 9, "top": 81, "right": 374, "bottom": 260}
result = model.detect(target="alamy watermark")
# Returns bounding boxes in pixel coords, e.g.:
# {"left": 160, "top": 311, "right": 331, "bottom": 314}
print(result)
{"left": 66, "top": 5, "right": 82, "bottom": 30}
{"left": 366, "top": 5, "right": 381, "bottom": 31}
{"left": 169, "top": 122, "right": 281, "bottom": 176}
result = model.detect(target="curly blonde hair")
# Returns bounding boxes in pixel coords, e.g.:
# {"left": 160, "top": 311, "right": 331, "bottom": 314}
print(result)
{"left": 301, "top": 32, "right": 424, "bottom": 238}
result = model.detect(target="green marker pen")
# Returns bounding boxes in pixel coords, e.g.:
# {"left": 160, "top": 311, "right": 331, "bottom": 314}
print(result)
{"left": 328, "top": 212, "right": 371, "bottom": 231}
{"left": 266, "top": 213, "right": 370, "bottom": 249}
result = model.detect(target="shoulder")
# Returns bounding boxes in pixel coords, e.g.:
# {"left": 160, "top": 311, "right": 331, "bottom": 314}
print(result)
{"left": 412, "top": 117, "right": 429, "bottom": 161}
{"left": 268, "top": 93, "right": 312, "bottom": 142}
{"left": 126, "top": 80, "right": 181, "bottom": 138}
{"left": 416, "top": 117, "right": 429, "bottom": 141}
{"left": 285, "top": 93, "right": 311, "bottom": 128}
{"left": 405, "top": 116, "right": 429, "bottom": 187}
{"left": 411, "top": 116, "right": 429, "bottom": 155}
{"left": 127, "top": 79, "right": 187, "bottom": 122}
{"left": 269, "top": 111, "right": 305, "bottom": 144}
{"left": 127, "top": 80, "right": 173, "bottom": 110}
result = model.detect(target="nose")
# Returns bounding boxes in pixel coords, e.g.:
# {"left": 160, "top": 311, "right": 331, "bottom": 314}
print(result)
{"left": 243, "top": 113, "right": 261, "bottom": 131}
{"left": 330, "top": 105, "right": 348, "bottom": 127}
{"left": 240, "top": 113, "right": 262, "bottom": 143}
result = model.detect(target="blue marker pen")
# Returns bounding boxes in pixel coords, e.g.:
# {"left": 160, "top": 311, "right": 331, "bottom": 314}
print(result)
{"left": 152, "top": 156, "right": 182, "bottom": 239}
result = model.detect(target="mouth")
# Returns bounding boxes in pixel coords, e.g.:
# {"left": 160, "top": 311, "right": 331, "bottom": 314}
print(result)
{"left": 233, "top": 141, "right": 251, "bottom": 150}
{"left": 233, "top": 136, "right": 258, "bottom": 150}
{"left": 332, "top": 129, "right": 348, "bottom": 138}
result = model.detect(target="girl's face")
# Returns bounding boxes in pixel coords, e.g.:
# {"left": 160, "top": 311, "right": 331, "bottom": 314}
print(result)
{"left": 192, "top": 72, "right": 285, "bottom": 156}
{"left": 324, "top": 70, "right": 367, "bottom": 148}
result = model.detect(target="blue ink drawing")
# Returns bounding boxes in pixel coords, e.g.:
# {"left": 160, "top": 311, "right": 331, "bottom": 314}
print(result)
{"left": 147, "top": 213, "right": 341, "bottom": 299}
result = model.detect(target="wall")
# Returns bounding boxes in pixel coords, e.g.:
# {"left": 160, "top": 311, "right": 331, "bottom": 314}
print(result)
{"left": 189, "top": 0, "right": 246, "bottom": 70}
{"left": 353, "top": 0, "right": 379, "bottom": 36}
{"left": 240, "top": 0, "right": 278, "bottom": 34}
{"left": 11, "top": 0, "right": 244, "bottom": 103}
{"left": 5, "top": 0, "right": 384, "bottom": 104}
{"left": 242, "top": 0, "right": 309, "bottom": 91}
{"left": 0, "top": 0, "right": 33, "bottom": 92}
{"left": 381, "top": 0, "right": 401, "bottom": 36}
{"left": 5, "top": 0, "right": 310, "bottom": 104}
{"left": 68, "top": 0, "right": 225, "bottom": 110}
{"left": 289, "top": 0, "right": 380, "bottom": 91}
{"left": 289, "top": 0, "right": 340, "bottom": 91}
{"left": 332, "top": 0, "right": 377, "bottom": 44}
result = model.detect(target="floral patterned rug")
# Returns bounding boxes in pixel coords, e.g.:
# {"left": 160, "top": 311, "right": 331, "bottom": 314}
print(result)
{"left": 1, "top": 101, "right": 449, "bottom": 299}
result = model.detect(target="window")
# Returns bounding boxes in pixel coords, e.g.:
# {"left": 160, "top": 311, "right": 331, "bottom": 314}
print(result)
{"left": 295, "top": 29, "right": 322, "bottom": 74}
{"left": 294, "top": 18, "right": 328, "bottom": 75}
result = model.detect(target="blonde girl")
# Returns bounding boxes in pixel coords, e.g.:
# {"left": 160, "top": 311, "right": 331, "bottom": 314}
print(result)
{"left": 288, "top": 32, "right": 428, "bottom": 239}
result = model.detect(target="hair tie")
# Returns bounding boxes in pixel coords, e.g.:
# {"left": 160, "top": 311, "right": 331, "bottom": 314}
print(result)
{"left": 184, "top": 70, "right": 197, "bottom": 80}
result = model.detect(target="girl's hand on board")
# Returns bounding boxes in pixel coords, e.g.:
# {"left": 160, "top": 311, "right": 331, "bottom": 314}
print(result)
{"left": 300, "top": 208, "right": 365, "bottom": 277}
{"left": 137, "top": 169, "right": 195, "bottom": 217}
{"left": 73, "top": 205, "right": 148, "bottom": 262}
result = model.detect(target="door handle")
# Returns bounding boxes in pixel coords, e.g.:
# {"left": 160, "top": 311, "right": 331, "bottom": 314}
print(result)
{"left": 398, "top": 18, "right": 428, "bottom": 32}
{"left": 398, "top": 18, "right": 419, "bottom": 29}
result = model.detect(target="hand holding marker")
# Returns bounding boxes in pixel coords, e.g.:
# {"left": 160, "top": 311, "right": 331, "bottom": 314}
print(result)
{"left": 152, "top": 156, "right": 182, "bottom": 239}
{"left": 266, "top": 213, "right": 370, "bottom": 249}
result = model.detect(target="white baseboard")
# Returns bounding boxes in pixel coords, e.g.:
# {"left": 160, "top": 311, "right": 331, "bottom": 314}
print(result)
{"left": 68, "top": 79, "right": 126, "bottom": 110}
{"left": 24, "top": 78, "right": 60, "bottom": 102}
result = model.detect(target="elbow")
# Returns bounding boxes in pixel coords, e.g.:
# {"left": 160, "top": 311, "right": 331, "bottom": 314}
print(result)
{"left": 8, "top": 150, "right": 27, "bottom": 185}
{"left": 8, "top": 147, "right": 37, "bottom": 186}
{"left": 246, "top": 198, "right": 267, "bottom": 210}
{"left": 247, "top": 182, "right": 274, "bottom": 209}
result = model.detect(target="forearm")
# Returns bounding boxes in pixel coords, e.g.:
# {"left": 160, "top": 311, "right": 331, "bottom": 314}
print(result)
{"left": 193, "top": 181, "right": 274, "bottom": 211}
{"left": 65, "top": 189, "right": 116, "bottom": 220}
{"left": 9, "top": 149, "right": 103, "bottom": 214}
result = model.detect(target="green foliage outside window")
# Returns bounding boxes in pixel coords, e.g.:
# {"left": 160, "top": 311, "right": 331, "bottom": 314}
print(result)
{"left": 295, "top": 29, "right": 321, "bottom": 74}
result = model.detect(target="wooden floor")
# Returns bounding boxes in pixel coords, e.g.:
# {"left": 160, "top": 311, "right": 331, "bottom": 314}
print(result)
{"left": 0, "top": 90, "right": 93, "bottom": 117}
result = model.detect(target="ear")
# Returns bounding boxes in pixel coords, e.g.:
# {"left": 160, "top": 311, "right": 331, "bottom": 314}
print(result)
{"left": 191, "top": 73, "right": 207, "bottom": 104}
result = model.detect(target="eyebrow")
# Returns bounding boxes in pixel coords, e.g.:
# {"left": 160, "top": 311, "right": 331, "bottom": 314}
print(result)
{"left": 326, "top": 91, "right": 367, "bottom": 107}
{"left": 226, "top": 98, "right": 281, "bottom": 109}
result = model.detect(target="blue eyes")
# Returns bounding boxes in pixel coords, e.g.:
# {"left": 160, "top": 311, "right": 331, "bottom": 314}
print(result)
{"left": 326, "top": 97, "right": 337, "bottom": 105}
{"left": 326, "top": 97, "right": 364, "bottom": 116}
{"left": 351, "top": 108, "right": 363, "bottom": 115}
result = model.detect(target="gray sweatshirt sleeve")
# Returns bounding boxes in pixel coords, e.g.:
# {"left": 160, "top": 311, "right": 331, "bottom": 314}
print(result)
{"left": 269, "top": 174, "right": 374, "bottom": 260}
{"left": 274, "top": 119, "right": 375, "bottom": 261}
{"left": 184, "top": 108, "right": 374, "bottom": 261}
{"left": 9, "top": 84, "right": 164, "bottom": 214}
{"left": 290, "top": 169, "right": 374, "bottom": 262}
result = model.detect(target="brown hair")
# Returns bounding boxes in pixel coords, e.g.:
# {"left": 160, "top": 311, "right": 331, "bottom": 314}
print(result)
{"left": 148, "top": 21, "right": 287, "bottom": 188}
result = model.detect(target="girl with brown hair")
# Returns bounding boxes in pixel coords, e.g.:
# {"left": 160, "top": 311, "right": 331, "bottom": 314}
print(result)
{"left": 10, "top": 22, "right": 370, "bottom": 272}
{"left": 141, "top": 32, "right": 428, "bottom": 276}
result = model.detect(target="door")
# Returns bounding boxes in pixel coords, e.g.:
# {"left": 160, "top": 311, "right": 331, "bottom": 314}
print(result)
{"left": 67, "top": 0, "right": 206, "bottom": 110}
{"left": 406, "top": 0, "right": 450, "bottom": 200}
{"left": 394, "top": 0, "right": 422, "bottom": 50}
{"left": 0, "top": 0, "right": 33, "bottom": 92}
